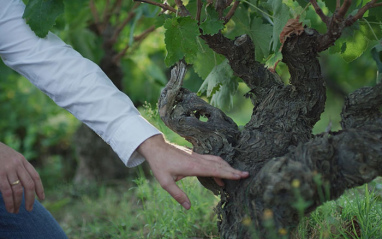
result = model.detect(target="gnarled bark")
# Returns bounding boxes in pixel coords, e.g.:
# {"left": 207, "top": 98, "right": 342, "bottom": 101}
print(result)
{"left": 158, "top": 27, "right": 382, "bottom": 238}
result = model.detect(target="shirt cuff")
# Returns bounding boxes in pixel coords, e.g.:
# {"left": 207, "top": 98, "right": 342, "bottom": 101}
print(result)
{"left": 108, "top": 115, "right": 161, "bottom": 167}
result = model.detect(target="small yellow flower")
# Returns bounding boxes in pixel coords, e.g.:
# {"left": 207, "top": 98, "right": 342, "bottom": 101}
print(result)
{"left": 278, "top": 228, "right": 288, "bottom": 235}
{"left": 263, "top": 209, "right": 273, "bottom": 220}
{"left": 242, "top": 216, "right": 252, "bottom": 226}
{"left": 291, "top": 179, "right": 301, "bottom": 188}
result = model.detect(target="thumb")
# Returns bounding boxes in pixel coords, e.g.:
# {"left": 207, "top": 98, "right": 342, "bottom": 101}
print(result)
{"left": 162, "top": 180, "right": 191, "bottom": 210}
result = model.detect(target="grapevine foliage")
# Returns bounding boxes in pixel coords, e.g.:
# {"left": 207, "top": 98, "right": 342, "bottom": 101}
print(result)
{"left": 23, "top": 0, "right": 64, "bottom": 38}
{"left": 25, "top": 0, "right": 382, "bottom": 108}
{"left": 163, "top": 17, "right": 200, "bottom": 66}
{"left": 199, "top": 6, "right": 225, "bottom": 35}
{"left": 198, "top": 59, "right": 238, "bottom": 109}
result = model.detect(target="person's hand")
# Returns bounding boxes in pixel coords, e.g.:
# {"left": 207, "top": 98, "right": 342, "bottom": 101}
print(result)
{"left": 137, "top": 135, "right": 249, "bottom": 210}
{"left": 0, "top": 142, "right": 44, "bottom": 213}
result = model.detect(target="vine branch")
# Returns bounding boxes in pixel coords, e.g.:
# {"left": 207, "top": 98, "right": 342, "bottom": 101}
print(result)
{"left": 201, "top": 33, "right": 281, "bottom": 103}
{"left": 336, "top": 0, "right": 341, "bottom": 10}
{"left": 175, "top": 0, "right": 191, "bottom": 16}
{"left": 134, "top": 0, "right": 177, "bottom": 13}
{"left": 346, "top": 0, "right": 382, "bottom": 26}
{"left": 196, "top": 0, "right": 202, "bottom": 23}
{"left": 337, "top": 0, "right": 352, "bottom": 18}
{"left": 315, "top": 0, "right": 382, "bottom": 52}
{"left": 310, "top": 0, "right": 329, "bottom": 25}
{"left": 224, "top": 1, "right": 240, "bottom": 24}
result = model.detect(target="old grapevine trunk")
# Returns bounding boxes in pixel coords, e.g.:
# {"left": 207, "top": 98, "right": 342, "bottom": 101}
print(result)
{"left": 158, "top": 29, "right": 382, "bottom": 238}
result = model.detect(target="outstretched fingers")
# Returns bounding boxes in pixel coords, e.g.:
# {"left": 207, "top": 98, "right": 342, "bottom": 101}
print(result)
{"left": 139, "top": 135, "right": 249, "bottom": 210}
{"left": 187, "top": 152, "right": 249, "bottom": 180}
{"left": 160, "top": 176, "right": 191, "bottom": 210}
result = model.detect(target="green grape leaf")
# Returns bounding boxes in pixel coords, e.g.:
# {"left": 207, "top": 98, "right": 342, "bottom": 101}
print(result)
{"left": 265, "top": 51, "right": 282, "bottom": 70}
{"left": 340, "top": 28, "right": 370, "bottom": 62}
{"left": 194, "top": 39, "right": 225, "bottom": 79}
{"left": 371, "top": 43, "right": 382, "bottom": 81}
{"left": 185, "top": 0, "right": 198, "bottom": 17}
{"left": 324, "top": 0, "right": 337, "bottom": 13}
{"left": 284, "top": 0, "right": 304, "bottom": 18}
{"left": 263, "top": 0, "right": 291, "bottom": 51}
{"left": 155, "top": 14, "right": 172, "bottom": 28}
{"left": 199, "top": 6, "right": 224, "bottom": 35}
{"left": 328, "top": 23, "right": 365, "bottom": 57}
{"left": 23, "top": 0, "right": 64, "bottom": 38}
{"left": 329, "top": 41, "right": 344, "bottom": 55}
{"left": 250, "top": 17, "right": 273, "bottom": 61}
{"left": 341, "top": 42, "right": 347, "bottom": 54}
{"left": 198, "top": 59, "right": 237, "bottom": 109}
{"left": 210, "top": 76, "right": 238, "bottom": 110}
{"left": 198, "top": 59, "right": 232, "bottom": 97}
{"left": 164, "top": 17, "right": 200, "bottom": 67}
{"left": 228, "top": 6, "right": 251, "bottom": 39}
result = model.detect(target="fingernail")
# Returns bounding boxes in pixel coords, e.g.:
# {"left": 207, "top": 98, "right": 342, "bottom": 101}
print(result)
{"left": 182, "top": 202, "right": 191, "bottom": 210}
{"left": 242, "top": 171, "right": 249, "bottom": 176}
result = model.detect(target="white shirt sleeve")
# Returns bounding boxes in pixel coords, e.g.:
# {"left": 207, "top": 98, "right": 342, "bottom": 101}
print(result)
{"left": 0, "top": 0, "right": 161, "bottom": 167}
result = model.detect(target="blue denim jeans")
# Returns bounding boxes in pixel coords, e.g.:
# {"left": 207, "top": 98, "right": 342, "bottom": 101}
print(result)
{"left": 0, "top": 193, "right": 68, "bottom": 239}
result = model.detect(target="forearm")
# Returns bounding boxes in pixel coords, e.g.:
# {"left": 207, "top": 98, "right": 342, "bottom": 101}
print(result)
{"left": 0, "top": 0, "right": 160, "bottom": 166}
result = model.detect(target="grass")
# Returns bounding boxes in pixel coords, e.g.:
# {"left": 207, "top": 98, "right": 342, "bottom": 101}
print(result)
{"left": 43, "top": 172, "right": 220, "bottom": 239}
{"left": 293, "top": 179, "right": 382, "bottom": 239}
{"left": 43, "top": 176, "right": 382, "bottom": 239}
